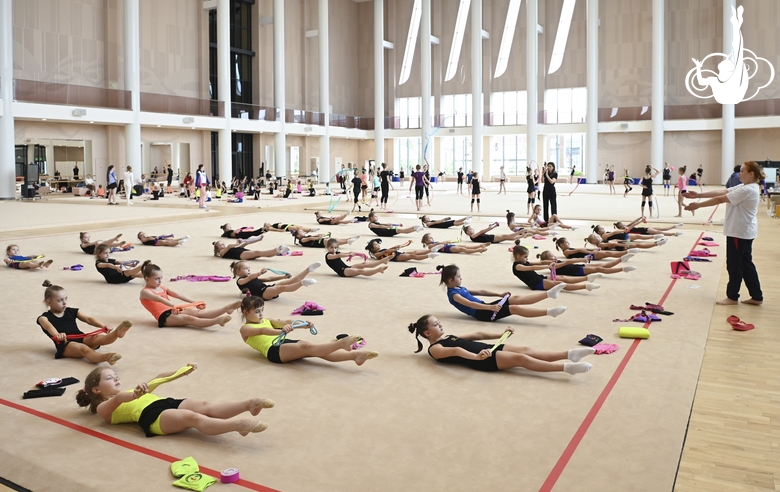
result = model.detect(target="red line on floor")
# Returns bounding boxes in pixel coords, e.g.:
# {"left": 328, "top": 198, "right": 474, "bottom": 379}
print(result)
{"left": 0, "top": 397, "right": 278, "bottom": 492}
{"left": 538, "top": 232, "right": 705, "bottom": 491}
{"left": 706, "top": 203, "right": 720, "bottom": 223}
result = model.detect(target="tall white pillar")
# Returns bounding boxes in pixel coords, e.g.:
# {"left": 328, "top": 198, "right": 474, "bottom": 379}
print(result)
{"left": 650, "top": 0, "right": 663, "bottom": 178}
{"left": 585, "top": 0, "right": 598, "bottom": 183}
{"left": 124, "top": 0, "right": 141, "bottom": 176}
{"left": 217, "top": 0, "right": 232, "bottom": 183}
{"left": 273, "top": 0, "right": 286, "bottom": 178}
{"left": 319, "top": 0, "right": 330, "bottom": 184}
{"left": 526, "top": 0, "right": 538, "bottom": 173}
{"left": 0, "top": 0, "right": 14, "bottom": 199}
{"left": 374, "top": 0, "right": 385, "bottom": 170}
{"left": 421, "top": 0, "right": 432, "bottom": 169}
{"left": 721, "top": 0, "right": 736, "bottom": 183}
{"left": 471, "top": 0, "right": 483, "bottom": 175}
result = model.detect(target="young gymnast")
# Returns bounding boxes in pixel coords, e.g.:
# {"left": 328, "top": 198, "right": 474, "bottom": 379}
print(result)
{"left": 368, "top": 211, "right": 424, "bottom": 237}
{"left": 537, "top": 249, "right": 636, "bottom": 276}
{"left": 94, "top": 244, "right": 144, "bottom": 284}
{"left": 525, "top": 167, "right": 536, "bottom": 214}
{"left": 76, "top": 363, "right": 272, "bottom": 437}
{"left": 462, "top": 224, "right": 527, "bottom": 244}
{"left": 37, "top": 280, "right": 130, "bottom": 364}
{"left": 662, "top": 162, "right": 672, "bottom": 197}
{"left": 325, "top": 238, "right": 390, "bottom": 277}
{"left": 212, "top": 237, "right": 290, "bottom": 260}
{"left": 612, "top": 217, "right": 683, "bottom": 237}
{"left": 220, "top": 224, "right": 266, "bottom": 240}
{"left": 528, "top": 205, "right": 576, "bottom": 230}
{"left": 510, "top": 243, "right": 601, "bottom": 293}
{"left": 586, "top": 232, "right": 667, "bottom": 250}
{"left": 262, "top": 222, "right": 318, "bottom": 234}
{"left": 139, "top": 262, "right": 238, "bottom": 328}
{"left": 623, "top": 167, "right": 634, "bottom": 197}
{"left": 675, "top": 166, "right": 693, "bottom": 217}
{"left": 239, "top": 296, "right": 378, "bottom": 366}
{"left": 315, "top": 211, "right": 355, "bottom": 225}
{"left": 639, "top": 165, "right": 660, "bottom": 216}
{"left": 4, "top": 245, "right": 53, "bottom": 270}
{"left": 421, "top": 233, "right": 489, "bottom": 254}
{"left": 79, "top": 232, "right": 126, "bottom": 255}
{"left": 408, "top": 316, "right": 593, "bottom": 374}
{"left": 232, "top": 260, "right": 320, "bottom": 299}
{"left": 592, "top": 224, "right": 667, "bottom": 242}
{"left": 505, "top": 210, "right": 557, "bottom": 235}
{"left": 292, "top": 229, "right": 358, "bottom": 248}
{"left": 420, "top": 215, "right": 471, "bottom": 229}
{"left": 553, "top": 237, "right": 638, "bottom": 260}
{"left": 137, "top": 232, "right": 189, "bottom": 247}
{"left": 468, "top": 171, "right": 482, "bottom": 212}
{"left": 365, "top": 238, "right": 440, "bottom": 262}
{"left": 438, "top": 264, "right": 567, "bottom": 322}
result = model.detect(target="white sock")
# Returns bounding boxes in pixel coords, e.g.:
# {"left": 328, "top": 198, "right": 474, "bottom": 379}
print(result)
{"left": 348, "top": 236, "right": 359, "bottom": 244}
{"left": 620, "top": 253, "right": 634, "bottom": 262}
{"left": 674, "top": 223, "right": 683, "bottom": 228}
{"left": 431, "top": 244, "right": 444, "bottom": 252}
{"left": 428, "top": 252, "right": 440, "bottom": 259}
{"left": 550, "top": 230, "right": 559, "bottom": 235}
{"left": 655, "top": 238, "right": 668, "bottom": 246}
{"left": 674, "top": 231, "right": 684, "bottom": 236}
{"left": 654, "top": 234, "right": 664, "bottom": 239}
{"left": 571, "top": 226, "right": 579, "bottom": 230}
{"left": 587, "top": 273, "right": 602, "bottom": 281}
{"left": 547, "top": 283, "right": 566, "bottom": 299}
{"left": 622, "top": 265, "right": 637, "bottom": 272}
{"left": 585, "top": 282, "right": 601, "bottom": 291}
{"left": 301, "top": 279, "right": 316, "bottom": 286}
{"left": 547, "top": 306, "right": 567, "bottom": 317}
{"left": 465, "top": 216, "right": 473, "bottom": 220}
{"left": 277, "top": 245, "right": 291, "bottom": 254}
{"left": 308, "top": 262, "right": 322, "bottom": 272}
{"left": 310, "top": 227, "right": 320, "bottom": 232}
{"left": 414, "top": 225, "right": 424, "bottom": 232}
{"left": 628, "top": 248, "right": 640, "bottom": 254}
{"left": 564, "top": 362, "right": 593, "bottom": 375}
{"left": 568, "top": 347, "right": 595, "bottom": 362}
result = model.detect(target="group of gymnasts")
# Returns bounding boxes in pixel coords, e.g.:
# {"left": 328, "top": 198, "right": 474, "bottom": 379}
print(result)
{"left": 8, "top": 204, "right": 682, "bottom": 440}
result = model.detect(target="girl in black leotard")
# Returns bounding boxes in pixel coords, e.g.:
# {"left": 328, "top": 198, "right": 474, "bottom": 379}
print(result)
{"left": 365, "top": 238, "right": 438, "bottom": 262}
{"left": 379, "top": 163, "right": 393, "bottom": 210}
{"left": 640, "top": 165, "right": 659, "bottom": 217}
{"left": 612, "top": 217, "right": 683, "bottom": 237}
{"left": 408, "top": 315, "right": 593, "bottom": 374}
{"left": 462, "top": 224, "right": 527, "bottom": 244}
{"left": 525, "top": 167, "right": 536, "bottom": 214}
{"left": 231, "top": 260, "right": 320, "bottom": 300}
{"left": 510, "top": 243, "right": 599, "bottom": 293}
{"left": 80, "top": 232, "right": 126, "bottom": 255}
{"left": 592, "top": 224, "right": 664, "bottom": 242}
{"left": 662, "top": 162, "right": 672, "bottom": 196}
{"left": 553, "top": 237, "right": 635, "bottom": 261}
{"left": 314, "top": 212, "right": 354, "bottom": 225}
{"left": 420, "top": 215, "right": 471, "bottom": 229}
{"left": 261, "top": 223, "right": 318, "bottom": 234}
{"left": 220, "top": 224, "right": 266, "bottom": 240}
{"left": 537, "top": 249, "right": 636, "bottom": 277}
{"left": 292, "top": 229, "right": 358, "bottom": 248}
{"left": 212, "top": 237, "right": 290, "bottom": 261}
{"left": 94, "top": 244, "right": 144, "bottom": 284}
{"left": 468, "top": 172, "right": 482, "bottom": 212}
{"left": 368, "top": 211, "right": 423, "bottom": 237}
{"left": 324, "top": 238, "right": 390, "bottom": 278}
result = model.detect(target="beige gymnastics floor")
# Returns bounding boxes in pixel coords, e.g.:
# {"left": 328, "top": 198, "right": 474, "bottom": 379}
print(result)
{"left": 0, "top": 185, "right": 731, "bottom": 491}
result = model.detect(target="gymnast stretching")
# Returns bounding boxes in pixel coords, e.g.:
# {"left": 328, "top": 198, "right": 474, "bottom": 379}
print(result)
{"left": 612, "top": 217, "right": 683, "bottom": 237}
{"left": 239, "top": 296, "right": 378, "bottom": 366}
{"left": 537, "top": 249, "right": 636, "bottom": 276}
{"left": 438, "top": 264, "right": 567, "bottom": 322}
{"left": 314, "top": 211, "right": 354, "bottom": 225}
{"left": 510, "top": 243, "right": 601, "bottom": 293}
{"left": 262, "top": 222, "right": 318, "bottom": 234}
{"left": 505, "top": 210, "right": 557, "bottom": 234}
{"left": 420, "top": 215, "right": 471, "bottom": 229}
{"left": 554, "top": 237, "right": 638, "bottom": 260}
{"left": 79, "top": 232, "right": 126, "bottom": 255}
{"left": 76, "top": 363, "right": 272, "bottom": 437}
{"left": 365, "top": 238, "right": 440, "bottom": 262}
{"left": 528, "top": 205, "right": 576, "bottom": 230}
{"left": 37, "top": 280, "right": 130, "bottom": 364}
{"left": 137, "top": 232, "right": 189, "bottom": 247}
{"left": 421, "top": 233, "right": 489, "bottom": 254}
{"left": 408, "top": 317, "right": 593, "bottom": 374}
{"left": 220, "top": 224, "right": 266, "bottom": 240}
{"left": 212, "top": 237, "right": 290, "bottom": 260}
{"left": 586, "top": 232, "right": 667, "bottom": 250}
{"left": 139, "top": 261, "right": 238, "bottom": 328}
{"left": 462, "top": 224, "right": 528, "bottom": 244}
{"left": 592, "top": 224, "right": 665, "bottom": 242}
{"left": 368, "top": 211, "right": 424, "bottom": 237}
{"left": 292, "top": 229, "right": 359, "bottom": 248}
{"left": 94, "top": 244, "right": 144, "bottom": 284}
{"left": 4, "top": 244, "right": 53, "bottom": 270}
{"left": 232, "top": 260, "right": 320, "bottom": 299}
{"left": 325, "top": 238, "right": 390, "bottom": 277}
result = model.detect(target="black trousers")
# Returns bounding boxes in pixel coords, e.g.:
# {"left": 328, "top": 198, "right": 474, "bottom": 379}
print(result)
{"left": 725, "top": 236, "right": 763, "bottom": 301}
{"left": 542, "top": 187, "right": 557, "bottom": 222}
{"left": 380, "top": 184, "right": 389, "bottom": 204}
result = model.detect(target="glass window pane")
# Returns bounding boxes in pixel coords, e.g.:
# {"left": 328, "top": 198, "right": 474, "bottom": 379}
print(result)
{"left": 518, "top": 91, "right": 528, "bottom": 125}
{"left": 558, "top": 88, "right": 572, "bottom": 124}
{"left": 545, "top": 89, "right": 557, "bottom": 124}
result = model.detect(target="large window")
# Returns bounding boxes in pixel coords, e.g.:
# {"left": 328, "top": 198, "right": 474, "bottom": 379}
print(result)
{"left": 233, "top": 133, "right": 253, "bottom": 179}
{"left": 491, "top": 91, "right": 527, "bottom": 125}
{"left": 440, "top": 94, "right": 472, "bottom": 127}
{"left": 491, "top": 135, "right": 527, "bottom": 175}
{"left": 441, "top": 136, "right": 472, "bottom": 175}
{"left": 546, "top": 134, "right": 584, "bottom": 174}
{"left": 396, "top": 137, "right": 422, "bottom": 174}
{"left": 544, "top": 87, "right": 586, "bottom": 124}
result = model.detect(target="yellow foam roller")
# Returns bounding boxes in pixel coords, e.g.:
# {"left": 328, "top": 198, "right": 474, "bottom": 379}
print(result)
{"left": 618, "top": 327, "right": 650, "bottom": 339}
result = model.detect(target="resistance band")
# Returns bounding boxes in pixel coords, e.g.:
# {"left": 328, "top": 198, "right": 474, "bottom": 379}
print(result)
{"left": 489, "top": 330, "right": 513, "bottom": 354}
{"left": 174, "top": 301, "right": 207, "bottom": 311}
{"left": 266, "top": 268, "right": 290, "bottom": 276}
{"left": 50, "top": 327, "right": 108, "bottom": 343}
{"left": 490, "top": 294, "right": 511, "bottom": 321}
{"left": 9, "top": 254, "right": 44, "bottom": 263}
{"left": 273, "top": 320, "right": 318, "bottom": 346}
{"left": 147, "top": 365, "right": 195, "bottom": 392}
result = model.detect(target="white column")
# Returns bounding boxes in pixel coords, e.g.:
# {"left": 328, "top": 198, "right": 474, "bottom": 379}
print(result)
{"left": 721, "top": 0, "right": 736, "bottom": 183}
{"left": 421, "top": 0, "right": 432, "bottom": 169}
{"left": 273, "top": 0, "right": 286, "bottom": 179}
{"left": 217, "top": 0, "right": 232, "bottom": 183}
{"left": 526, "top": 0, "right": 538, "bottom": 173}
{"left": 471, "top": 0, "right": 483, "bottom": 175}
{"left": 585, "top": 0, "right": 598, "bottom": 183}
{"left": 374, "top": 0, "right": 385, "bottom": 170}
{"left": 124, "top": 0, "right": 141, "bottom": 176}
{"left": 0, "top": 0, "right": 14, "bottom": 199}
{"left": 319, "top": 0, "right": 330, "bottom": 184}
{"left": 650, "top": 0, "right": 663, "bottom": 178}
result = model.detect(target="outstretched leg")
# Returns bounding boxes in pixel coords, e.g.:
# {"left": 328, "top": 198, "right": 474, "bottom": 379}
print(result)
{"left": 278, "top": 335, "right": 363, "bottom": 362}
{"left": 179, "top": 397, "right": 275, "bottom": 419}
{"left": 62, "top": 343, "right": 121, "bottom": 364}
{"left": 82, "top": 320, "right": 132, "bottom": 348}
{"left": 158, "top": 409, "right": 267, "bottom": 436}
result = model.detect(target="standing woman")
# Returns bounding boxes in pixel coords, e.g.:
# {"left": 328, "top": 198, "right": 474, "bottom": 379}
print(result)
{"left": 684, "top": 162, "right": 763, "bottom": 306}
{"left": 107, "top": 165, "right": 118, "bottom": 205}
{"left": 662, "top": 162, "right": 672, "bottom": 196}
{"left": 123, "top": 166, "right": 135, "bottom": 205}
{"left": 456, "top": 167, "right": 464, "bottom": 194}
{"left": 640, "top": 165, "right": 659, "bottom": 217}
{"left": 541, "top": 162, "right": 558, "bottom": 223}
{"left": 379, "top": 163, "right": 393, "bottom": 210}
{"left": 195, "top": 164, "right": 209, "bottom": 209}
{"left": 525, "top": 167, "right": 536, "bottom": 214}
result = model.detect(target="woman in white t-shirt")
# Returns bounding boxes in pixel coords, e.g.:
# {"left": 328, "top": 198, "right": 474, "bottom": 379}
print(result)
{"left": 684, "top": 161, "right": 764, "bottom": 306}
{"left": 123, "top": 166, "right": 135, "bottom": 206}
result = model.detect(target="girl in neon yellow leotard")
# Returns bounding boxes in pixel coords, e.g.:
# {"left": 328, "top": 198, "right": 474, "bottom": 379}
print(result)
{"left": 76, "top": 363, "right": 274, "bottom": 437}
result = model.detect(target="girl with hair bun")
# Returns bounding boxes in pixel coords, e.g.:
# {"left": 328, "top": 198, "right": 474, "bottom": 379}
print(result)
{"left": 37, "top": 280, "right": 130, "bottom": 363}
{"left": 421, "top": 233, "right": 489, "bottom": 254}
{"left": 537, "top": 249, "right": 636, "bottom": 277}
{"left": 212, "top": 237, "right": 290, "bottom": 260}
{"left": 420, "top": 215, "right": 471, "bottom": 229}
{"left": 510, "top": 243, "right": 602, "bottom": 293}
{"left": 94, "top": 244, "right": 145, "bottom": 284}
{"left": 4, "top": 244, "right": 53, "bottom": 270}
{"left": 675, "top": 166, "right": 692, "bottom": 217}
{"left": 553, "top": 237, "right": 637, "bottom": 261}
{"left": 231, "top": 260, "right": 321, "bottom": 299}
{"left": 292, "top": 229, "right": 358, "bottom": 248}
{"left": 79, "top": 232, "right": 126, "bottom": 255}
{"left": 365, "top": 238, "right": 440, "bottom": 262}
{"left": 408, "top": 315, "right": 593, "bottom": 374}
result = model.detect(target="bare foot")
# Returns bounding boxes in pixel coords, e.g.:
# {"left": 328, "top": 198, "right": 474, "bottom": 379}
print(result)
{"left": 239, "top": 419, "right": 268, "bottom": 436}
{"left": 227, "top": 301, "right": 241, "bottom": 314}
{"left": 42, "top": 259, "right": 54, "bottom": 268}
{"left": 107, "top": 353, "right": 122, "bottom": 365}
{"left": 355, "top": 351, "right": 379, "bottom": 366}
{"left": 249, "top": 398, "right": 276, "bottom": 415}
{"left": 218, "top": 315, "right": 232, "bottom": 327}
{"left": 380, "top": 265, "right": 388, "bottom": 274}
{"left": 741, "top": 299, "right": 763, "bottom": 305}
{"left": 116, "top": 320, "right": 133, "bottom": 338}
{"left": 379, "top": 256, "right": 392, "bottom": 265}
{"left": 715, "top": 298, "right": 738, "bottom": 305}
{"left": 342, "top": 335, "right": 363, "bottom": 352}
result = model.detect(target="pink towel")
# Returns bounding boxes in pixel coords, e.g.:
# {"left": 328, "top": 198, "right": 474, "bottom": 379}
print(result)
{"left": 697, "top": 241, "right": 719, "bottom": 247}
{"left": 291, "top": 301, "right": 326, "bottom": 315}
{"left": 593, "top": 343, "right": 619, "bottom": 355}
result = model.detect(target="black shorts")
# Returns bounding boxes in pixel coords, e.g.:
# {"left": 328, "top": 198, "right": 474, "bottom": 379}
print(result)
{"left": 629, "top": 227, "right": 648, "bottom": 235}
{"left": 370, "top": 227, "right": 398, "bottom": 237}
{"left": 107, "top": 182, "right": 117, "bottom": 190}
{"left": 53, "top": 339, "right": 80, "bottom": 359}
{"left": 415, "top": 186, "right": 424, "bottom": 200}
{"left": 471, "top": 234, "right": 494, "bottom": 243}
{"left": 439, "top": 345, "right": 505, "bottom": 372}
{"left": 301, "top": 239, "right": 325, "bottom": 248}
{"left": 428, "top": 220, "right": 455, "bottom": 229}
{"left": 106, "top": 273, "right": 134, "bottom": 284}
{"left": 266, "top": 339, "right": 298, "bottom": 364}
{"left": 157, "top": 309, "right": 173, "bottom": 328}
{"left": 141, "top": 239, "right": 157, "bottom": 246}
{"left": 138, "top": 397, "right": 185, "bottom": 437}
{"left": 474, "top": 300, "right": 512, "bottom": 322}
{"left": 565, "top": 251, "right": 587, "bottom": 259}
{"left": 641, "top": 190, "right": 653, "bottom": 197}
